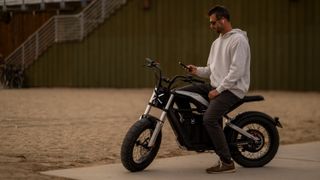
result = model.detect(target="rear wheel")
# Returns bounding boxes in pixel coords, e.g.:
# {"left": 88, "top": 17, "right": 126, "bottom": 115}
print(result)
{"left": 121, "top": 118, "right": 162, "bottom": 172}
{"left": 227, "top": 115, "right": 279, "bottom": 167}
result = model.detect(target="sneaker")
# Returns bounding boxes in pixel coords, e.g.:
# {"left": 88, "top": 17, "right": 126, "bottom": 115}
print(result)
{"left": 206, "top": 160, "right": 236, "bottom": 174}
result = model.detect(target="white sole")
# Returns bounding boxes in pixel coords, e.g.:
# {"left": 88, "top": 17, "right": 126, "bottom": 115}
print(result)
{"left": 206, "top": 169, "right": 236, "bottom": 174}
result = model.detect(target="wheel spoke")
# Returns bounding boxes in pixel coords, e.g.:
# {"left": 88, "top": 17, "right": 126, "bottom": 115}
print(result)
{"left": 132, "top": 129, "right": 154, "bottom": 163}
{"left": 235, "top": 123, "right": 271, "bottom": 160}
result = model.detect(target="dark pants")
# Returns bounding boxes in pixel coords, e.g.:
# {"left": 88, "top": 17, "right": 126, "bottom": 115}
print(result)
{"left": 177, "top": 84, "right": 240, "bottom": 163}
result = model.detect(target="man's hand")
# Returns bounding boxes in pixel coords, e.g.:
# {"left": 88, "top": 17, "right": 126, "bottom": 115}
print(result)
{"left": 208, "top": 89, "right": 220, "bottom": 100}
{"left": 187, "top": 65, "right": 197, "bottom": 75}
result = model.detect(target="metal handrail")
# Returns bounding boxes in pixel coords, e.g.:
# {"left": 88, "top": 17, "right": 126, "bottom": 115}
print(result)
{"left": 4, "top": 0, "right": 127, "bottom": 69}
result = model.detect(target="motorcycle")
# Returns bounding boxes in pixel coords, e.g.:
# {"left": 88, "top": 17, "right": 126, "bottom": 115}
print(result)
{"left": 121, "top": 58, "right": 282, "bottom": 172}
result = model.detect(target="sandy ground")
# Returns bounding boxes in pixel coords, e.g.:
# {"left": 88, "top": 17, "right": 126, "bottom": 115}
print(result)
{"left": 0, "top": 88, "right": 320, "bottom": 179}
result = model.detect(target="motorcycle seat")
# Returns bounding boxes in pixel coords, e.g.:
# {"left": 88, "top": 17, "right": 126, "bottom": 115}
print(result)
{"left": 225, "top": 95, "right": 264, "bottom": 115}
{"left": 242, "top": 95, "right": 264, "bottom": 103}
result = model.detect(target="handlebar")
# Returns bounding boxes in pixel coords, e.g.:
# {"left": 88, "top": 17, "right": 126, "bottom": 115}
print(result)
{"left": 172, "top": 75, "right": 204, "bottom": 84}
{"left": 184, "top": 75, "right": 205, "bottom": 84}
{"left": 144, "top": 58, "right": 205, "bottom": 89}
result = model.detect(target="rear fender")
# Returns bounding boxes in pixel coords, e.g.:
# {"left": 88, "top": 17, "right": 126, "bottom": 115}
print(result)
{"left": 232, "top": 111, "right": 281, "bottom": 127}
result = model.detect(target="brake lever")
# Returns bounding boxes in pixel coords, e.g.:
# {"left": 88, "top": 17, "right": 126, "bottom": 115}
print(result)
{"left": 144, "top": 58, "right": 160, "bottom": 68}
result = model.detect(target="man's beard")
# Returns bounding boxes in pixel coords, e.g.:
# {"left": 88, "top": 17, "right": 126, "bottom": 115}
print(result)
{"left": 215, "top": 26, "right": 224, "bottom": 34}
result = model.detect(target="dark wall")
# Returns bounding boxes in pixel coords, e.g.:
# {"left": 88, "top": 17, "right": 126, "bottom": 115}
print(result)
{"left": 25, "top": 0, "right": 320, "bottom": 90}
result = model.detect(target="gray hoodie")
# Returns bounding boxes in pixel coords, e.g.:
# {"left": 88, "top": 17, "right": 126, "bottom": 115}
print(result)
{"left": 196, "top": 29, "right": 250, "bottom": 98}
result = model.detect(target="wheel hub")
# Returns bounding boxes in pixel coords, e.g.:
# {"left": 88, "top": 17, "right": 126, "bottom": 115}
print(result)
{"left": 244, "top": 130, "right": 265, "bottom": 152}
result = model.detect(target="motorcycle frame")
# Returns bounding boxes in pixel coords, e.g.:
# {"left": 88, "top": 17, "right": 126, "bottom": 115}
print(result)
{"left": 144, "top": 88, "right": 259, "bottom": 148}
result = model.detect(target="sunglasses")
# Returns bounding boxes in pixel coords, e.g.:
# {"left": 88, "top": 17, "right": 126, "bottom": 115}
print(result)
{"left": 209, "top": 18, "right": 223, "bottom": 25}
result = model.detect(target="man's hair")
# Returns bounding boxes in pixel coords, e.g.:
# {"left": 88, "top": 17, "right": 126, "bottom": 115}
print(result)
{"left": 208, "top": 5, "right": 230, "bottom": 21}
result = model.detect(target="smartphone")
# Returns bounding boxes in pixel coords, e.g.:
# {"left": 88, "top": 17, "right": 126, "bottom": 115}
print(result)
{"left": 179, "top": 62, "right": 191, "bottom": 72}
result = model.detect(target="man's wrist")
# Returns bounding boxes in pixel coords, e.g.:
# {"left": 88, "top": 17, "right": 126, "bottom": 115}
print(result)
{"left": 216, "top": 86, "right": 224, "bottom": 94}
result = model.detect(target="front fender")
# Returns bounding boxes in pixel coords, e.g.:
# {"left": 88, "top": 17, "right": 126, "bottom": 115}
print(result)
{"left": 140, "top": 114, "right": 160, "bottom": 125}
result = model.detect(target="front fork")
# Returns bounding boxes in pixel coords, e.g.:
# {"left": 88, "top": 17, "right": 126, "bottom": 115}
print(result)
{"left": 143, "top": 92, "right": 175, "bottom": 148}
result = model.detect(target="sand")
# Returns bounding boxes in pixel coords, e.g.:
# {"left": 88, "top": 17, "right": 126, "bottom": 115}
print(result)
{"left": 0, "top": 89, "right": 320, "bottom": 179}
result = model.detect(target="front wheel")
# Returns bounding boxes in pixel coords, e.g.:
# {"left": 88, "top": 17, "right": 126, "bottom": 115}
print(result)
{"left": 121, "top": 117, "right": 162, "bottom": 172}
{"left": 227, "top": 114, "right": 279, "bottom": 167}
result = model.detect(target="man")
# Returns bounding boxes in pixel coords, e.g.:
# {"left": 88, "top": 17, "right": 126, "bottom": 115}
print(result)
{"left": 181, "top": 5, "right": 251, "bottom": 173}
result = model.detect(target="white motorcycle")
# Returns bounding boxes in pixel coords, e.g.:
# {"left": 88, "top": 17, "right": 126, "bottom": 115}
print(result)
{"left": 121, "top": 58, "right": 282, "bottom": 172}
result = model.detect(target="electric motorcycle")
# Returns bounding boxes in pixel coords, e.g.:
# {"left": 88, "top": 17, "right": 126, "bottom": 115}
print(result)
{"left": 121, "top": 58, "right": 282, "bottom": 172}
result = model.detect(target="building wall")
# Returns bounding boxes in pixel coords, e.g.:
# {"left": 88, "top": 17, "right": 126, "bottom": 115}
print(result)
{"left": 25, "top": 0, "right": 320, "bottom": 90}
{"left": 0, "top": 2, "right": 85, "bottom": 57}
{"left": 0, "top": 11, "right": 55, "bottom": 57}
